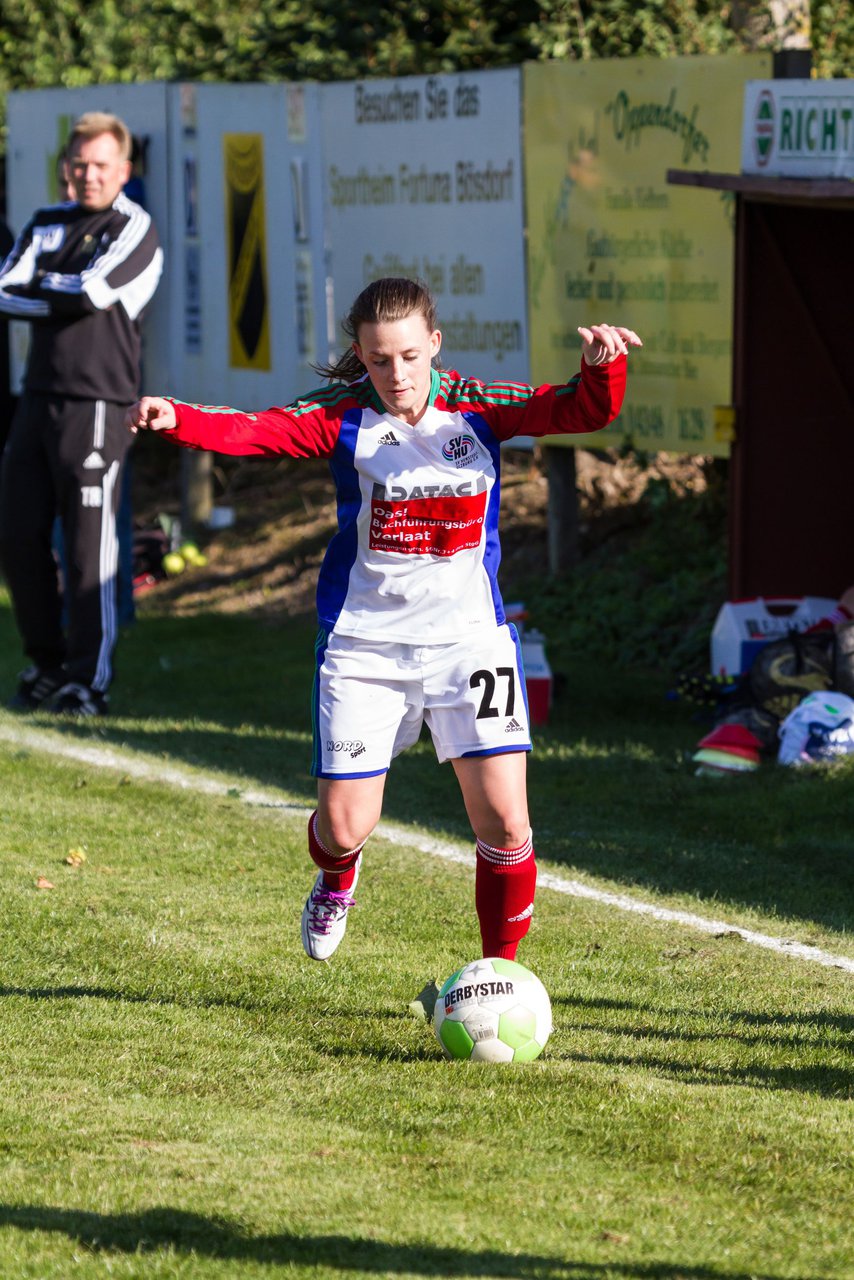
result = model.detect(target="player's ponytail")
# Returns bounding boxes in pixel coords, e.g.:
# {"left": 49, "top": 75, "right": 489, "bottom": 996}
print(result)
{"left": 313, "top": 277, "right": 441, "bottom": 383}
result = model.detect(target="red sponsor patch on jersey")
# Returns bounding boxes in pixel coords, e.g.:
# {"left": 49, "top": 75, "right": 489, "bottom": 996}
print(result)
{"left": 369, "top": 491, "right": 487, "bottom": 556}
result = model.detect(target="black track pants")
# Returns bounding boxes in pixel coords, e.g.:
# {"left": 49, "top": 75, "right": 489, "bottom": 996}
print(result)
{"left": 0, "top": 392, "right": 131, "bottom": 691}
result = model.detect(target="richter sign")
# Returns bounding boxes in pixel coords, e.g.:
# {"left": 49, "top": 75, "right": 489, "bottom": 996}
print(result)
{"left": 742, "top": 80, "right": 854, "bottom": 179}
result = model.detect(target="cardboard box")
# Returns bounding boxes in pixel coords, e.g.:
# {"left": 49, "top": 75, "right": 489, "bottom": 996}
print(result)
{"left": 710, "top": 596, "right": 837, "bottom": 676}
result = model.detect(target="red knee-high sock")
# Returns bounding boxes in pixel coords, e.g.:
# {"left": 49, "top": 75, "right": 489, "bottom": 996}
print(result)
{"left": 475, "top": 832, "right": 536, "bottom": 960}
{"left": 307, "top": 811, "right": 362, "bottom": 892}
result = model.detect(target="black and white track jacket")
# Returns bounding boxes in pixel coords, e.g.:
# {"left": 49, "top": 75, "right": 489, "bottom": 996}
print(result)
{"left": 0, "top": 192, "right": 163, "bottom": 403}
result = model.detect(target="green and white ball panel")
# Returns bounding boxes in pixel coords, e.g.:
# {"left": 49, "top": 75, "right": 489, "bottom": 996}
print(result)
{"left": 433, "top": 957, "right": 552, "bottom": 1063}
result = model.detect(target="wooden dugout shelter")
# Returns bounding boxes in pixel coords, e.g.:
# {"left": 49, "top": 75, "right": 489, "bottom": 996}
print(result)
{"left": 666, "top": 164, "right": 854, "bottom": 601}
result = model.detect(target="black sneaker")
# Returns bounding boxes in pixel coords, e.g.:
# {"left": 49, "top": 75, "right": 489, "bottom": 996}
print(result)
{"left": 7, "top": 665, "right": 66, "bottom": 711}
{"left": 51, "top": 682, "right": 108, "bottom": 718}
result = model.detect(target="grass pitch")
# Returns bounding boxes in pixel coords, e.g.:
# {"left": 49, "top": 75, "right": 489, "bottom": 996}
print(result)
{"left": 0, "top": 592, "right": 852, "bottom": 1280}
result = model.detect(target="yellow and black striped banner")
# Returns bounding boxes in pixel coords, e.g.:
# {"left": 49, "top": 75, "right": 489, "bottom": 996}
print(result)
{"left": 223, "top": 133, "right": 271, "bottom": 370}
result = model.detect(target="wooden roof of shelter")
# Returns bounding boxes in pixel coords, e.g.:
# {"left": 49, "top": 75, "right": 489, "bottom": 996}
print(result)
{"left": 666, "top": 168, "right": 854, "bottom": 207}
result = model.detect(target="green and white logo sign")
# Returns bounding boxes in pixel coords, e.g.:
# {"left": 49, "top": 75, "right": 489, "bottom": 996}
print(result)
{"left": 742, "top": 80, "right": 854, "bottom": 179}
{"left": 753, "top": 89, "right": 775, "bottom": 168}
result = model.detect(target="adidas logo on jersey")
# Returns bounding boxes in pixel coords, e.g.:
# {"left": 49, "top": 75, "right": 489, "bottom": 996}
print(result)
{"left": 505, "top": 718, "right": 524, "bottom": 733}
{"left": 378, "top": 431, "right": 400, "bottom": 446}
{"left": 82, "top": 450, "right": 106, "bottom": 470}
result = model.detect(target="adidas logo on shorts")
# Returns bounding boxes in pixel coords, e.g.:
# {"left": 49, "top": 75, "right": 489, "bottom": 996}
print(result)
{"left": 505, "top": 718, "right": 524, "bottom": 733}
{"left": 378, "top": 431, "right": 400, "bottom": 446}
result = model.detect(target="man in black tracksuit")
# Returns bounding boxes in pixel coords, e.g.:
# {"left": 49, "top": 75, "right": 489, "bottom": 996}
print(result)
{"left": 0, "top": 111, "right": 163, "bottom": 716}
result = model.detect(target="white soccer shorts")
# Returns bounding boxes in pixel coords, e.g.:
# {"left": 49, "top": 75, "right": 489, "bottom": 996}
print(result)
{"left": 311, "top": 624, "right": 532, "bottom": 778}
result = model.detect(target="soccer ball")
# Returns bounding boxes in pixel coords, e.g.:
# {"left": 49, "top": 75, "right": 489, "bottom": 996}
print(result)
{"left": 433, "top": 957, "right": 552, "bottom": 1063}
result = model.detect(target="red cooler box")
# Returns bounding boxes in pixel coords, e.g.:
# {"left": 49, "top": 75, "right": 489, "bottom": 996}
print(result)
{"left": 521, "top": 629, "right": 553, "bottom": 725}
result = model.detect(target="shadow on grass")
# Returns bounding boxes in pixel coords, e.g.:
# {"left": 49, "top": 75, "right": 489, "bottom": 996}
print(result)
{"left": 558, "top": 1049, "right": 853, "bottom": 1100}
{"left": 0, "top": 983, "right": 272, "bottom": 1010}
{"left": 2, "top": 982, "right": 850, "bottom": 1098}
{"left": 0, "top": 984, "right": 416, "bottom": 1031}
{"left": 546, "top": 993, "right": 854, "bottom": 1099}
{"left": 0, "top": 1204, "right": 828, "bottom": 1279}
{"left": 554, "top": 992, "right": 854, "bottom": 1038}
{"left": 319, "top": 1038, "right": 854, "bottom": 1096}
{"left": 2, "top": 602, "right": 853, "bottom": 936}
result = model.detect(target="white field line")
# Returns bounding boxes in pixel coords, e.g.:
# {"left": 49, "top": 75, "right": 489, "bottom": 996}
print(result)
{"left": 3, "top": 720, "right": 853, "bottom": 975}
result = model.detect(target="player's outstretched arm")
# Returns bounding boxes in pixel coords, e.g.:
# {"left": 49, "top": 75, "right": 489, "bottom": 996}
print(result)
{"left": 124, "top": 396, "right": 177, "bottom": 435}
{"left": 578, "top": 323, "right": 643, "bottom": 366}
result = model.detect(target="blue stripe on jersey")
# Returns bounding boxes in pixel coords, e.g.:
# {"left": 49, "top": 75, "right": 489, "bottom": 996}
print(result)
{"left": 310, "top": 626, "right": 330, "bottom": 777}
{"left": 510, "top": 620, "right": 531, "bottom": 724}
{"left": 317, "top": 408, "right": 364, "bottom": 630}
{"left": 461, "top": 742, "right": 533, "bottom": 758}
{"left": 462, "top": 409, "right": 505, "bottom": 625}
{"left": 314, "top": 766, "right": 389, "bottom": 780}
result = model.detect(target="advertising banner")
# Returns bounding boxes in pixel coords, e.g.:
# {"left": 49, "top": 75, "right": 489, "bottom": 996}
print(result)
{"left": 321, "top": 70, "right": 529, "bottom": 384}
{"left": 742, "top": 79, "right": 854, "bottom": 179}
{"left": 165, "top": 82, "right": 328, "bottom": 407}
{"left": 524, "top": 54, "right": 771, "bottom": 456}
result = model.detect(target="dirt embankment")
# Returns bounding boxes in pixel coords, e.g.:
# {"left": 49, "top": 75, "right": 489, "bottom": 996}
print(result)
{"left": 132, "top": 441, "right": 712, "bottom": 620}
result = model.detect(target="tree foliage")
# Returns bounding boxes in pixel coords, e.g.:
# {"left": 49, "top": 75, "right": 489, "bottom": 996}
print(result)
{"left": 0, "top": 0, "right": 848, "bottom": 155}
{"left": 0, "top": 0, "right": 848, "bottom": 98}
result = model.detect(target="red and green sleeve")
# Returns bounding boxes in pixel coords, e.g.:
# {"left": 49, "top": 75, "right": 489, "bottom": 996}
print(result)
{"left": 162, "top": 382, "right": 366, "bottom": 459}
{"left": 437, "top": 356, "right": 626, "bottom": 441}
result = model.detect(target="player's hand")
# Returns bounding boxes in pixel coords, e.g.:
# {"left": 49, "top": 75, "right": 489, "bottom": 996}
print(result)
{"left": 578, "top": 324, "right": 643, "bottom": 366}
{"left": 124, "top": 396, "right": 178, "bottom": 434}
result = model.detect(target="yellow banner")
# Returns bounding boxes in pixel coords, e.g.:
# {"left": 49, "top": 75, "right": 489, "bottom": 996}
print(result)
{"left": 524, "top": 54, "right": 771, "bottom": 456}
{"left": 224, "top": 133, "right": 271, "bottom": 370}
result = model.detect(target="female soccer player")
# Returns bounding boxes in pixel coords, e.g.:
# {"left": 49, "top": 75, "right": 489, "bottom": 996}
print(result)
{"left": 125, "top": 277, "right": 641, "bottom": 963}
